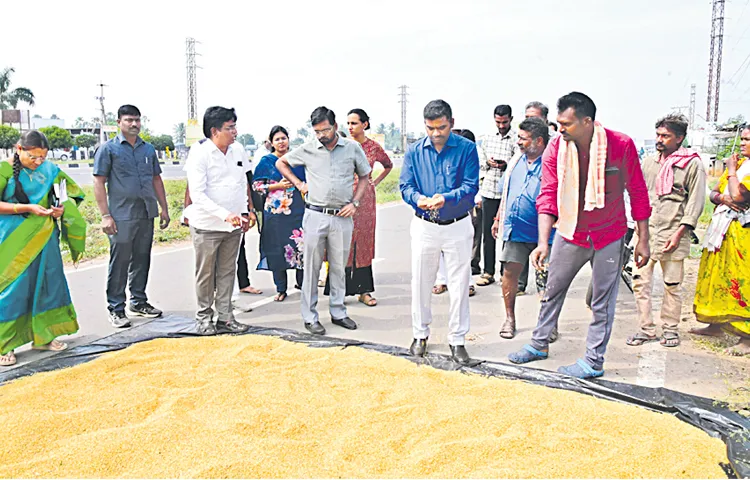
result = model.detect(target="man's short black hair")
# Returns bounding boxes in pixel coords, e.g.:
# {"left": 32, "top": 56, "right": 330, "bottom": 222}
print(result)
{"left": 423, "top": 100, "right": 452, "bottom": 121}
{"left": 311, "top": 106, "right": 336, "bottom": 126}
{"left": 519, "top": 116, "right": 550, "bottom": 147}
{"left": 655, "top": 113, "right": 689, "bottom": 139}
{"left": 493, "top": 105, "right": 512, "bottom": 118}
{"left": 557, "top": 92, "right": 597, "bottom": 121}
{"left": 117, "top": 104, "right": 141, "bottom": 119}
{"left": 202, "top": 106, "right": 237, "bottom": 138}
{"left": 525, "top": 101, "right": 549, "bottom": 119}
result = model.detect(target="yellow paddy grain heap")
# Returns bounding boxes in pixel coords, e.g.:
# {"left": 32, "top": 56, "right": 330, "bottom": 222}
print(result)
{"left": 0, "top": 335, "right": 729, "bottom": 478}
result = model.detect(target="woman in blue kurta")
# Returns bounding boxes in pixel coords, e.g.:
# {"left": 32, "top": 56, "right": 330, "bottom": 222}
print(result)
{"left": 252, "top": 126, "right": 305, "bottom": 301}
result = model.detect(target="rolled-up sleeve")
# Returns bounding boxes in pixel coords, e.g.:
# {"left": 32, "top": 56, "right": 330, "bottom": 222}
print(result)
{"left": 285, "top": 145, "right": 307, "bottom": 168}
{"left": 536, "top": 136, "right": 560, "bottom": 217}
{"left": 623, "top": 139, "right": 651, "bottom": 222}
{"left": 681, "top": 159, "right": 707, "bottom": 228}
{"left": 399, "top": 144, "right": 422, "bottom": 209}
{"left": 443, "top": 145, "right": 479, "bottom": 212}
{"left": 185, "top": 146, "right": 231, "bottom": 221}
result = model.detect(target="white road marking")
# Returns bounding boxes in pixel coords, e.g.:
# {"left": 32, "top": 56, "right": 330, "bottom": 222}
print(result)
{"left": 635, "top": 341, "right": 668, "bottom": 388}
{"left": 235, "top": 290, "right": 301, "bottom": 312}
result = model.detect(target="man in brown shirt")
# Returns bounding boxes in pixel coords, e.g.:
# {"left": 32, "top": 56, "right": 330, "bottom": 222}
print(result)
{"left": 627, "top": 114, "right": 706, "bottom": 348}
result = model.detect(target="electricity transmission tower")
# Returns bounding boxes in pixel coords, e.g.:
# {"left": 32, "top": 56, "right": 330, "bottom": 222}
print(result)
{"left": 186, "top": 38, "right": 200, "bottom": 122}
{"left": 706, "top": 0, "right": 725, "bottom": 122}
{"left": 689, "top": 83, "right": 696, "bottom": 126}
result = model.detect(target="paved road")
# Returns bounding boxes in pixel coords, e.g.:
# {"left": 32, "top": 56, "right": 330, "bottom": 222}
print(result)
{"left": 9, "top": 203, "right": 746, "bottom": 400}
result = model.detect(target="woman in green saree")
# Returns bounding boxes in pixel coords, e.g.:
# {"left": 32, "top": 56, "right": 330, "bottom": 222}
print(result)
{"left": 0, "top": 130, "right": 86, "bottom": 366}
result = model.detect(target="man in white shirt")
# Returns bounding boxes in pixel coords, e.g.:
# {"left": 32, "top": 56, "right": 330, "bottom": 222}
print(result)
{"left": 183, "top": 106, "right": 257, "bottom": 335}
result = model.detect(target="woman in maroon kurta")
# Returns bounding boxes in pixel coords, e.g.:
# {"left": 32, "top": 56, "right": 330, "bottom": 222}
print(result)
{"left": 335, "top": 109, "right": 393, "bottom": 306}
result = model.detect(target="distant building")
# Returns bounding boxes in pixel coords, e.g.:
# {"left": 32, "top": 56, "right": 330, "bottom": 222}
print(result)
{"left": 31, "top": 117, "right": 65, "bottom": 129}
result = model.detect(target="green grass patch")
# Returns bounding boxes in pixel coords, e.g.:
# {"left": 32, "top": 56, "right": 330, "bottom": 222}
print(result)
{"left": 62, "top": 179, "right": 189, "bottom": 264}
{"left": 699, "top": 177, "right": 720, "bottom": 226}
{"left": 374, "top": 167, "right": 401, "bottom": 204}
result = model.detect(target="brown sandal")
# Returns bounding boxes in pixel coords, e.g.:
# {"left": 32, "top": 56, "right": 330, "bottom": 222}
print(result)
{"left": 32, "top": 340, "right": 68, "bottom": 352}
{"left": 432, "top": 284, "right": 447, "bottom": 295}
{"left": 499, "top": 320, "right": 516, "bottom": 339}
{"left": 0, "top": 351, "right": 16, "bottom": 366}
{"left": 358, "top": 294, "right": 377, "bottom": 307}
{"left": 626, "top": 332, "right": 658, "bottom": 346}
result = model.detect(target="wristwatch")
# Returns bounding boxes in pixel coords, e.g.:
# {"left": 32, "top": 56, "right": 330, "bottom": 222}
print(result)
{"left": 352, "top": 200, "right": 360, "bottom": 208}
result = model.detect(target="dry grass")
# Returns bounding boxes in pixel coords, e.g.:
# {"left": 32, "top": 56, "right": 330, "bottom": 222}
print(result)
{"left": 0, "top": 335, "right": 729, "bottom": 478}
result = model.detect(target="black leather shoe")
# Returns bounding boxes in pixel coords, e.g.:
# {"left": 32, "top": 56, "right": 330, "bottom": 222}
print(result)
{"left": 305, "top": 321, "right": 326, "bottom": 335}
{"left": 216, "top": 320, "right": 249, "bottom": 334}
{"left": 331, "top": 317, "right": 357, "bottom": 330}
{"left": 549, "top": 327, "right": 559, "bottom": 344}
{"left": 450, "top": 345, "right": 471, "bottom": 365}
{"left": 196, "top": 321, "right": 217, "bottom": 336}
{"left": 409, "top": 338, "right": 428, "bottom": 357}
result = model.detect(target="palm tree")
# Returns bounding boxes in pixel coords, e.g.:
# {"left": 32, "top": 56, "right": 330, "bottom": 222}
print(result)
{"left": 0, "top": 67, "right": 35, "bottom": 109}
{"left": 173, "top": 122, "right": 186, "bottom": 144}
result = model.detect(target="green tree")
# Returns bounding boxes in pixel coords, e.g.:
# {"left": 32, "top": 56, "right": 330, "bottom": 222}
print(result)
{"left": 297, "top": 127, "right": 309, "bottom": 140}
{"left": 173, "top": 122, "right": 186, "bottom": 144}
{"left": 376, "top": 123, "right": 386, "bottom": 135}
{"left": 74, "top": 134, "right": 97, "bottom": 149}
{"left": 0, "top": 125, "right": 20, "bottom": 149}
{"left": 38, "top": 126, "right": 73, "bottom": 150}
{"left": 290, "top": 137, "right": 305, "bottom": 147}
{"left": 151, "top": 134, "right": 175, "bottom": 151}
{"left": 237, "top": 133, "right": 255, "bottom": 146}
{"left": 50, "top": 114, "right": 59, "bottom": 120}
{"left": 0, "top": 67, "right": 35, "bottom": 109}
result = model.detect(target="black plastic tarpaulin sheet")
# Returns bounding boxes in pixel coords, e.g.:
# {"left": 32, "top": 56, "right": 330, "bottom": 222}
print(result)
{"left": 1, "top": 314, "right": 748, "bottom": 478}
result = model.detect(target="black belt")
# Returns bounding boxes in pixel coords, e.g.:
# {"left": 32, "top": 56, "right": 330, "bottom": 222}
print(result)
{"left": 416, "top": 212, "right": 469, "bottom": 225}
{"left": 306, "top": 203, "right": 342, "bottom": 216}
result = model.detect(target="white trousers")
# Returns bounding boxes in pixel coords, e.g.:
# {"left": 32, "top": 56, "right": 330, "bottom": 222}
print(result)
{"left": 410, "top": 216, "right": 473, "bottom": 345}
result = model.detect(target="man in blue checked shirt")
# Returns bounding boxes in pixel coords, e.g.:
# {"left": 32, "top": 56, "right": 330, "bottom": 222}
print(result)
{"left": 399, "top": 99, "right": 479, "bottom": 365}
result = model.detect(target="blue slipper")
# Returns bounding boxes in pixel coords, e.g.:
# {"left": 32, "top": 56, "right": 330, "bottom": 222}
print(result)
{"left": 558, "top": 359, "right": 604, "bottom": 379}
{"left": 508, "top": 344, "right": 549, "bottom": 364}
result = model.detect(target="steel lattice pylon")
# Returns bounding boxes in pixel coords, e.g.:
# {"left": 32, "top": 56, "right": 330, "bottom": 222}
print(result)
{"left": 707, "top": 0, "right": 725, "bottom": 122}
{"left": 186, "top": 38, "right": 199, "bottom": 121}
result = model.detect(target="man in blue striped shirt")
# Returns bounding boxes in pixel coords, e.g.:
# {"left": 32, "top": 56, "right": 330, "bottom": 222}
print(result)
{"left": 399, "top": 100, "right": 480, "bottom": 365}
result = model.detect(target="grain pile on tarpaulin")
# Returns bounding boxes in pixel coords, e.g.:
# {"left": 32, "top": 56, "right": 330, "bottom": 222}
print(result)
{"left": 0, "top": 335, "right": 729, "bottom": 478}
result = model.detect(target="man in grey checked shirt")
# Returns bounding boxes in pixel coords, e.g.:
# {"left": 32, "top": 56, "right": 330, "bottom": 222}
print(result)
{"left": 476, "top": 104, "right": 515, "bottom": 287}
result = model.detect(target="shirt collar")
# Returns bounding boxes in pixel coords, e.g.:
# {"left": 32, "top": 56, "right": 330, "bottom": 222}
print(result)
{"left": 316, "top": 134, "right": 345, "bottom": 150}
{"left": 422, "top": 132, "right": 459, "bottom": 150}
{"left": 497, "top": 129, "right": 514, "bottom": 140}
{"left": 116, "top": 133, "right": 143, "bottom": 147}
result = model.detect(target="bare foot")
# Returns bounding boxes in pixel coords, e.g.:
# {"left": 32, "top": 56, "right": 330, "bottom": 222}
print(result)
{"left": 725, "top": 338, "right": 750, "bottom": 356}
{"left": 240, "top": 286, "right": 262, "bottom": 295}
{"left": 689, "top": 324, "right": 724, "bottom": 338}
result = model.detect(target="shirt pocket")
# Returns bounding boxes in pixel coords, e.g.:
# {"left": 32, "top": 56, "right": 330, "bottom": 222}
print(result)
{"left": 112, "top": 153, "right": 137, "bottom": 177}
{"left": 604, "top": 166, "right": 622, "bottom": 194}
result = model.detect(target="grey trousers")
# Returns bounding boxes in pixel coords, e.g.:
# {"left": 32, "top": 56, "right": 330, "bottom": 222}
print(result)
{"left": 190, "top": 227, "right": 243, "bottom": 325}
{"left": 300, "top": 209, "right": 353, "bottom": 324}
{"left": 107, "top": 219, "right": 154, "bottom": 312}
{"left": 531, "top": 235, "right": 624, "bottom": 370}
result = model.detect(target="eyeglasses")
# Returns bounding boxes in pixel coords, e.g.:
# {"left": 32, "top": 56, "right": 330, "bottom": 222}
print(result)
{"left": 313, "top": 126, "right": 334, "bottom": 136}
{"left": 222, "top": 124, "right": 238, "bottom": 132}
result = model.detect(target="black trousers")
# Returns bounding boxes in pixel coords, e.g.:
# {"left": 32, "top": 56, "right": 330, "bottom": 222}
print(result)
{"left": 237, "top": 234, "right": 252, "bottom": 289}
{"left": 481, "top": 197, "right": 501, "bottom": 276}
{"left": 107, "top": 219, "right": 154, "bottom": 312}
{"left": 471, "top": 206, "right": 482, "bottom": 274}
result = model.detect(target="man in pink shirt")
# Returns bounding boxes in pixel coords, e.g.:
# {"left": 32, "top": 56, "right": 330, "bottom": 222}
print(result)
{"left": 508, "top": 92, "right": 652, "bottom": 378}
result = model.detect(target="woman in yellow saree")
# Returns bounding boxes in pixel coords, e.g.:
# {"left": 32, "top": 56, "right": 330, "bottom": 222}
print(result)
{"left": 0, "top": 130, "right": 86, "bottom": 366}
{"left": 691, "top": 127, "right": 750, "bottom": 356}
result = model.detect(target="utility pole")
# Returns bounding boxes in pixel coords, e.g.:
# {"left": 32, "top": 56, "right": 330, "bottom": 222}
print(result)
{"left": 706, "top": 0, "right": 725, "bottom": 122}
{"left": 96, "top": 83, "right": 107, "bottom": 144}
{"left": 186, "top": 37, "right": 199, "bottom": 122}
{"left": 689, "top": 83, "right": 696, "bottom": 126}
{"left": 398, "top": 85, "right": 408, "bottom": 151}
